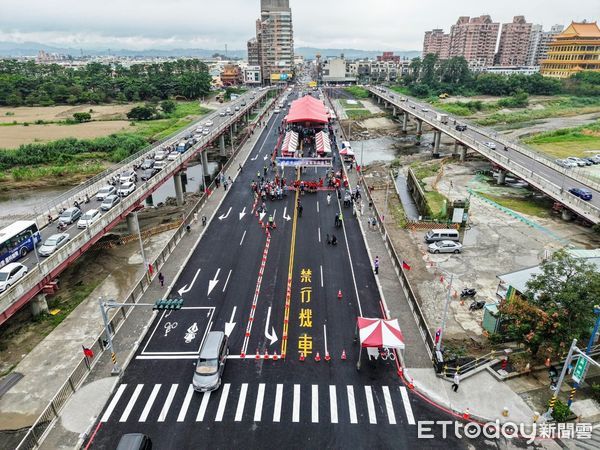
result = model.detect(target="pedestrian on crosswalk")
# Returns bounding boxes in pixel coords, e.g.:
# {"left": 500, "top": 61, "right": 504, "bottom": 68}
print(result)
{"left": 374, "top": 256, "right": 379, "bottom": 275}
{"left": 452, "top": 372, "right": 460, "bottom": 392}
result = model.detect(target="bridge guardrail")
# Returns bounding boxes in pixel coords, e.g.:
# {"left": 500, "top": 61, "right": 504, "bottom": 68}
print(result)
{"left": 14, "top": 91, "right": 281, "bottom": 450}
{"left": 1, "top": 90, "right": 277, "bottom": 318}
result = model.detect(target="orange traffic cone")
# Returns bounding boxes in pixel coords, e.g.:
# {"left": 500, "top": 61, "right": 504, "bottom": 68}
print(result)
{"left": 462, "top": 408, "right": 470, "bottom": 420}
{"left": 337, "top": 290, "right": 342, "bottom": 300}
{"left": 325, "top": 351, "right": 331, "bottom": 361}
{"left": 273, "top": 351, "right": 279, "bottom": 361}
{"left": 341, "top": 349, "right": 347, "bottom": 360}
{"left": 264, "top": 349, "right": 270, "bottom": 360}
{"left": 315, "top": 352, "right": 321, "bottom": 362}
{"left": 299, "top": 352, "right": 305, "bottom": 362}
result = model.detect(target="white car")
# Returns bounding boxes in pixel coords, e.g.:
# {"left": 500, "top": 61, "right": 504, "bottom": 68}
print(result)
{"left": 100, "top": 194, "right": 120, "bottom": 211}
{"left": 566, "top": 156, "right": 588, "bottom": 167}
{"left": 219, "top": 111, "right": 226, "bottom": 117}
{"left": 167, "top": 152, "right": 178, "bottom": 161}
{"left": 0, "top": 263, "right": 28, "bottom": 293}
{"left": 428, "top": 240, "right": 463, "bottom": 254}
{"left": 39, "top": 233, "right": 70, "bottom": 256}
{"left": 154, "top": 160, "right": 166, "bottom": 171}
{"left": 202, "top": 129, "right": 210, "bottom": 135}
{"left": 421, "top": 108, "right": 429, "bottom": 112}
{"left": 274, "top": 108, "right": 281, "bottom": 114}
{"left": 119, "top": 170, "right": 136, "bottom": 184}
{"left": 204, "top": 120, "right": 213, "bottom": 127}
{"left": 484, "top": 142, "right": 497, "bottom": 150}
{"left": 117, "top": 182, "right": 136, "bottom": 197}
{"left": 96, "top": 185, "right": 117, "bottom": 201}
{"left": 77, "top": 209, "right": 102, "bottom": 229}
{"left": 226, "top": 108, "right": 232, "bottom": 115}
{"left": 154, "top": 151, "right": 166, "bottom": 161}
{"left": 555, "top": 159, "right": 577, "bottom": 168}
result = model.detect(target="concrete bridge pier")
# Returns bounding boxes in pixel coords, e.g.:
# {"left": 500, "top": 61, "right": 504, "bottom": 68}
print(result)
{"left": 174, "top": 172, "right": 184, "bottom": 206}
{"left": 30, "top": 293, "right": 48, "bottom": 317}
{"left": 497, "top": 169, "right": 507, "bottom": 185}
{"left": 459, "top": 145, "right": 467, "bottom": 162}
{"left": 416, "top": 119, "right": 423, "bottom": 137}
{"left": 145, "top": 194, "right": 154, "bottom": 207}
{"left": 561, "top": 209, "right": 573, "bottom": 221}
{"left": 392, "top": 106, "right": 397, "bottom": 117}
{"left": 433, "top": 130, "right": 441, "bottom": 158}
{"left": 202, "top": 151, "right": 210, "bottom": 177}
{"left": 126, "top": 213, "right": 140, "bottom": 235}
{"left": 233, "top": 122, "right": 238, "bottom": 134}
{"left": 219, "top": 134, "right": 227, "bottom": 157}
{"left": 402, "top": 113, "right": 408, "bottom": 133}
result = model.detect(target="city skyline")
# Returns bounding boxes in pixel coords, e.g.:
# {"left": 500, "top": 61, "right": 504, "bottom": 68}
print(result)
{"left": 0, "top": 0, "right": 597, "bottom": 52}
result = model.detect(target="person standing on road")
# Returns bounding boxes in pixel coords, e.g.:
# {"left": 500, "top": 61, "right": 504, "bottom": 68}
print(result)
{"left": 158, "top": 272, "right": 165, "bottom": 287}
{"left": 374, "top": 256, "right": 380, "bottom": 275}
{"left": 327, "top": 193, "right": 331, "bottom": 205}
{"left": 452, "top": 372, "right": 460, "bottom": 392}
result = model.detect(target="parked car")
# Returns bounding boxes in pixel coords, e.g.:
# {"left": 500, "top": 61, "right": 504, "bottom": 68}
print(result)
{"left": 39, "top": 233, "right": 70, "bottom": 256}
{"left": 58, "top": 207, "right": 82, "bottom": 225}
{"left": 119, "top": 170, "right": 137, "bottom": 184}
{"left": 455, "top": 124, "right": 467, "bottom": 132}
{"left": 590, "top": 155, "right": 600, "bottom": 164}
{"left": 583, "top": 157, "right": 599, "bottom": 165}
{"left": 484, "top": 142, "right": 497, "bottom": 150}
{"left": 555, "top": 158, "right": 578, "bottom": 168}
{"left": 428, "top": 240, "right": 463, "bottom": 254}
{"left": 140, "top": 159, "right": 155, "bottom": 170}
{"left": 192, "top": 331, "right": 228, "bottom": 392}
{"left": 100, "top": 194, "right": 121, "bottom": 211}
{"left": 566, "top": 156, "right": 589, "bottom": 167}
{"left": 115, "top": 433, "right": 152, "bottom": 450}
{"left": 96, "top": 185, "right": 117, "bottom": 201}
{"left": 569, "top": 187, "right": 593, "bottom": 201}
{"left": 77, "top": 209, "right": 101, "bottom": 229}
{"left": 204, "top": 120, "right": 214, "bottom": 127}
{"left": 117, "top": 182, "right": 136, "bottom": 197}
{"left": 140, "top": 168, "right": 159, "bottom": 181}
{"left": 0, "top": 263, "right": 28, "bottom": 293}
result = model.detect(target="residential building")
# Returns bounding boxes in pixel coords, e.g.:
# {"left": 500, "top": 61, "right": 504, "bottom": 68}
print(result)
{"left": 243, "top": 65, "right": 262, "bottom": 84}
{"left": 321, "top": 56, "right": 352, "bottom": 83}
{"left": 247, "top": 37, "right": 260, "bottom": 66}
{"left": 448, "top": 15, "right": 500, "bottom": 68}
{"left": 541, "top": 21, "right": 600, "bottom": 78}
{"left": 249, "top": 0, "right": 295, "bottom": 84}
{"left": 377, "top": 51, "right": 401, "bottom": 63}
{"left": 496, "top": 16, "right": 532, "bottom": 66}
{"left": 478, "top": 66, "right": 540, "bottom": 76}
{"left": 422, "top": 29, "right": 450, "bottom": 59}
{"left": 526, "top": 24, "right": 565, "bottom": 66}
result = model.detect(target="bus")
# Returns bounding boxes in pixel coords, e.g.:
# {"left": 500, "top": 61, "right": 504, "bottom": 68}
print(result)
{"left": 0, "top": 221, "right": 41, "bottom": 268}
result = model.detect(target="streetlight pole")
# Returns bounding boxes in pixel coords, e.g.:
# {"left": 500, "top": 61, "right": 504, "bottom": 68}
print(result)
{"left": 436, "top": 273, "right": 454, "bottom": 354}
{"left": 26, "top": 230, "right": 41, "bottom": 266}
{"left": 133, "top": 211, "right": 149, "bottom": 280}
{"left": 360, "top": 130, "right": 369, "bottom": 169}
{"left": 99, "top": 297, "right": 121, "bottom": 375}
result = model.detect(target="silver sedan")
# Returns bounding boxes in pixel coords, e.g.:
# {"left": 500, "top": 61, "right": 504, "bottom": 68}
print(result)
{"left": 39, "top": 233, "right": 71, "bottom": 256}
{"left": 428, "top": 240, "right": 463, "bottom": 254}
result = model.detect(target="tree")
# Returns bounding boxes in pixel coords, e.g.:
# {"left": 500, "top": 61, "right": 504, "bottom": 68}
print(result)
{"left": 72, "top": 112, "right": 92, "bottom": 123}
{"left": 126, "top": 104, "right": 157, "bottom": 121}
{"left": 499, "top": 250, "right": 600, "bottom": 358}
{"left": 160, "top": 99, "right": 176, "bottom": 114}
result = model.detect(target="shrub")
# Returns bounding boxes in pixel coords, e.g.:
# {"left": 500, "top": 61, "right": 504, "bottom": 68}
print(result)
{"left": 73, "top": 112, "right": 92, "bottom": 123}
{"left": 550, "top": 399, "right": 572, "bottom": 422}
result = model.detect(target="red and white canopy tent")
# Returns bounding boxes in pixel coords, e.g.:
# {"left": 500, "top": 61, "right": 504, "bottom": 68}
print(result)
{"left": 285, "top": 95, "right": 329, "bottom": 125}
{"left": 356, "top": 317, "right": 405, "bottom": 369}
{"left": 281, "top": 131, "right": 299, "bottom": 157}
{"left": 315, "top": 130, "right": 331, "bottom": 155}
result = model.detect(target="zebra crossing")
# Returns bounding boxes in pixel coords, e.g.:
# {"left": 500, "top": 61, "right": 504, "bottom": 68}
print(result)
{"left": 100, "top": 382, "right": 416, "bottom": 426}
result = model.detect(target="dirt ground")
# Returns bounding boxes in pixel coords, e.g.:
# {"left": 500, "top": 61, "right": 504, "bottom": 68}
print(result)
{"left": 0, "top": 121, "right": 132, "bottom": 149}
{"left": 0, "top": 104, "right": 138, "bottom": 124}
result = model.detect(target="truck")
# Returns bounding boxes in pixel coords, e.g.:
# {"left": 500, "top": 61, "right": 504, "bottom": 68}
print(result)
{"left": 177, "top": 139, "right": 191, "bottom": 153}
{"left": 436, "top": 113, "right": 448, "bottom": 124}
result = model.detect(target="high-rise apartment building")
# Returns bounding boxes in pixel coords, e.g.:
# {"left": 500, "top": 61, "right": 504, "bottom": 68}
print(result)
{"left": 448, "top": 15, "right": 500, "bottom": 68}
{"left": 247, "top": 0, "right": 294, "bottom": 84}
{"left": 422, "top": 29, "right": 450, "bottom": 59}
{"left": 541, "top": 21, "right": 600, "bottom": 78}
{"left": 496, "top": 16, "right": 532, "bottom": 66}
{"left": 526, "top": 24, "right": 565, "bottom": 66}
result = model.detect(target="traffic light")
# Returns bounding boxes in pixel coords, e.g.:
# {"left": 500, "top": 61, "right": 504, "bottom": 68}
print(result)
{"left": 152, "top": 298, "right": 184, "bottom": 310}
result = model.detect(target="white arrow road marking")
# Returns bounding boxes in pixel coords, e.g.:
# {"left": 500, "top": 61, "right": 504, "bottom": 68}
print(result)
{"left": 218, "top": 207, "right": 232, "bottom": 220}
{"left": 208, "top": 268, "right": 221, "bottom": 296}
{"left": 264, "top": 306, "right": 278, "bottom": 345}
{"left": 263, "top": 154, "right": 269, "bottom": 160}
{"left": 283, "top": 207, "right": 291, "bottom": 221}
{"left": 251, "top": 154, "right": 259, "bottom": 161}
{"left": 239, "top": 207, "right": 247, "bottom": 220}
{"left": 178, "top": 269, "right": 201, "bottom": 296}
{"left": 259, "top": 212, "right": 266, "bottom": 221}
{"left": 225, "top": 306, "right": 237, "bottom": 336}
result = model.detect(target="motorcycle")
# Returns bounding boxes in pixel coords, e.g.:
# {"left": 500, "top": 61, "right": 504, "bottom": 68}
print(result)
{"left": 57, "top": 221, "right": 68, "bottom": 232}
{"left": 460, "top": 288, "right": 477, "bottom": 298}
{"left": 469, "top": 299, "right": 486, "bottom": 311}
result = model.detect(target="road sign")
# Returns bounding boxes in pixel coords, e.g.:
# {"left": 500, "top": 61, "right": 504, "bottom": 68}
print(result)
{"left": 572, "top": 357, "right": 588, "bottom": 383}
{"left": 276, "top": 157, "right": 332, "bottom": 168}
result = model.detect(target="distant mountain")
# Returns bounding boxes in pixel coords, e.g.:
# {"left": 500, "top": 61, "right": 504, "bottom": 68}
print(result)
{"left": 295, "top": 47, "right": 420, "bottom": 60}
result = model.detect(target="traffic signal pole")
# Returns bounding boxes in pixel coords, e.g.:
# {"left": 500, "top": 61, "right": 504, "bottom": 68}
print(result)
{"left": 544, "top": 338, "right": 577, "bottom": 419}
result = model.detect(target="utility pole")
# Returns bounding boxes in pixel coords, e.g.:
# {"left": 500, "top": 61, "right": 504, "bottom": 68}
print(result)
{"left": 545, "top": 338, "right": 577, "bottom": 418}
{"left": 99, "top": 297, "right": 121, "bottom": 375}
{"left": 133, "top": 211, "right": 149, "bottom": 281}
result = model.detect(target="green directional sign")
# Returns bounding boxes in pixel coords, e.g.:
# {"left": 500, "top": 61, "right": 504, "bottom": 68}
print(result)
{"left": 572, "top": 357, "right": 588, "bottom": 383}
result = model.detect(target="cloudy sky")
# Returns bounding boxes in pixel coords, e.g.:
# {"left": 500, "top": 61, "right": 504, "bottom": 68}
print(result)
{"left": 0, "top": 0, "right": 597, "bottom": 51}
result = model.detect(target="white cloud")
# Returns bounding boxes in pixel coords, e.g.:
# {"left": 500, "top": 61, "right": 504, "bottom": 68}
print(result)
{"left": 0, "top": 0, "right": 597, "bottom": 50}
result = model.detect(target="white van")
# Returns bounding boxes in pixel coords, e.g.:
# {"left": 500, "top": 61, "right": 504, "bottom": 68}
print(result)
{"left": 424, "top": 229, "right": 460, "bottom": 243}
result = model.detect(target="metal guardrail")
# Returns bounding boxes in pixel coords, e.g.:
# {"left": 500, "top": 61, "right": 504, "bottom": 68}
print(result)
{"left": 14, "top": 92, "right": 281, "bottom": 450}
{"left": 0, "top": 89, "right": 276, "bottom": 320}
{"left": 369, "top": 88, "right": 600, "bottom": 223}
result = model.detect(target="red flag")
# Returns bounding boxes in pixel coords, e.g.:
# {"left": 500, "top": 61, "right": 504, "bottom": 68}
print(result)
{"left": 440, "top": 275, "right": 444, "bottom": 283}
{"left": 83, "top": 347, "right": 94, "bottom": 359}
{"left": 402, "top": 261, "right": 411, "bottom": 271}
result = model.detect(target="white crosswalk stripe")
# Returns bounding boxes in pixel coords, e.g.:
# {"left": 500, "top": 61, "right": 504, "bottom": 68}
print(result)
{"left": 100, "top": 382, "right": 415, "bottom": 425}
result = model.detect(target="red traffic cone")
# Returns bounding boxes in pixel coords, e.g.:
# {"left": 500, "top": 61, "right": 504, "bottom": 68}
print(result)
{"left": 462, "top": 408, "right": 470, "bottom": 420}
{"left": 255, "top": 348, "right": 260, "bottom": 360}
{"left": 264, "top": 349, "right": 270, "bottom": 360}
{"left": 325, "top": 351, "right": 331, "bottom": 361}
{"left": 341, "top": 349, "right": 347, "bottom": 360}
{"left": 337, "top": 290, "right": 342, "bottom": 300}
{"left": 240, "top": 351, "right": 245, "bottom": 359}
{"left": 315, "top": 352, "right": 321, "bottom": 362}
{"left": 273, "top": 351, "right": 279, "bottom": 361}
{"left": 299, "top": 352, "right": 305, "bottom": 362}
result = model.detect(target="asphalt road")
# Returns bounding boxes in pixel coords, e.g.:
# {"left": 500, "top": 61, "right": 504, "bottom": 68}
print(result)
{"left": 86, "top": 90, "right": 498, "bottom": 449}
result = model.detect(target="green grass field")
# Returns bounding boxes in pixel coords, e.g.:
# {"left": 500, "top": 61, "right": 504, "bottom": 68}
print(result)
{"left": 523, "top": 121, "right": 600, "bottom": 158}
{"left": 343, "top": 86, "right": 370, "bottom": 99}
{"left": 340, "top": 99, "right": 364, "bottom": 109}
{"left": 477, "top": 192, "right": 553, "bottom": 218}
{"left": 346, "top": 109, "right": 372, "bottom": 120}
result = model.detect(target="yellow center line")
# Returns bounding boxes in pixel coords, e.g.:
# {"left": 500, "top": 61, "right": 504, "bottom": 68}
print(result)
{"left": 281, "top": 168, "right": 301, "bottom": 358}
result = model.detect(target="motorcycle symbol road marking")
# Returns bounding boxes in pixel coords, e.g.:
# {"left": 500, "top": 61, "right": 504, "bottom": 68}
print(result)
{"left": 164, "top": 321, "right": 178, "bottom": 337}
{"left": 184, "top": 322, "right": 199, "bottom": 344}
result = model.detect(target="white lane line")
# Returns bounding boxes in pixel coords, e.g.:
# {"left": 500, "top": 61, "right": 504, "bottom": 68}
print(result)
{"left": 320, "top": 265, "right": 324, "bottom": 288}
{"left": 329, "top": 385, "right": 338, "bottom": 424}
{"left": 196, "top": 391, "right": 212, "bottom": 421}
{"left": 323, "top": 324, "right": 329, "bottom": 357}
{"left": 273, "top": 209, "right": 277, "bottom": 221}
{"left": 273, "top": 384, "right": 283, "bottom": 422}
{"left": 336, "top": 195, "right": 363, "bottom": 316}
{"left": 119, "top": 384, "right": 143, "bottom": 422}
{"left": 318, "top": 227, "right": 321, "bottom": 243}
{"left": 240, "top": 230, "right": 247, "bottom": 246}
{"left": 235, "top": 383, "right": 248, "bottom": 422}
{"left": 347, "top": 385, "right": 358, "bottom": 424}
{"left": 317, "top": 201, "right": 320, "bottom": 213}
{"left": 365, "top": 386, "right": 377, "bottom": 424}
{"left": 382, "top": 386, "right": 397, "bottom": 425}
{"left": 215, "top": 383, "right": 231, "bottom": 422}
{"left": 158, "top": 384, "right": 178, "bottom": 422}
{"left": 139, "top": 384, "right": 161, "bottom": 422}
{"left": 400, "top": 386, "right": 416, "bottom": 425}
{"left": 101, "top": 384, "right": 127, "bottom": 422}
{"left": 254, "top": 383, "right": 265, "bottom": 422}
{"left": 223, "top": 269, "right": 233, "bottom": 292}
{"left": 312, "top": 385, "right": 319, "bottom": 423}
{"left": 177, "top": 385, "right": 194, "bottom": 422}
{"left": 293, "top": 384, "right": 301, "bottom": 423}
